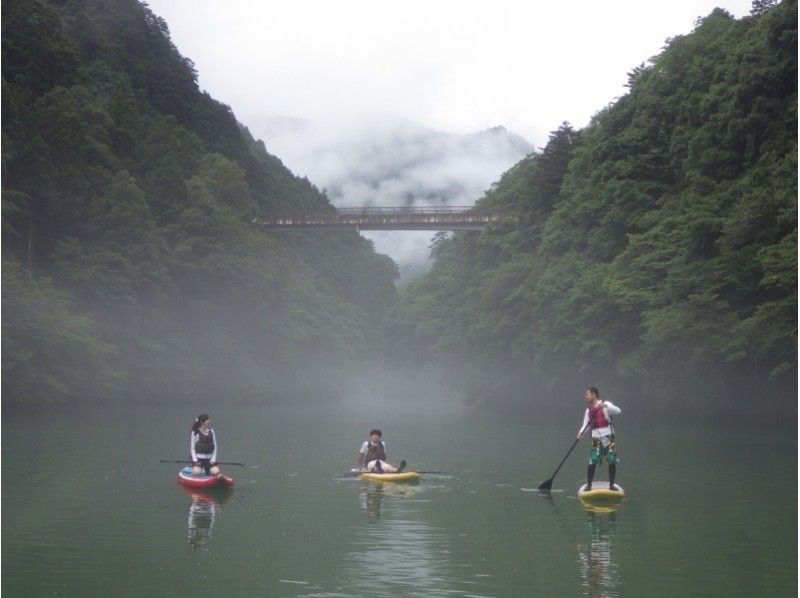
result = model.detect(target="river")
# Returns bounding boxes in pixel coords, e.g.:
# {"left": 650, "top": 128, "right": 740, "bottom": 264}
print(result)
{"left": 2, "top": 399, "right": 795, "bottom": 596}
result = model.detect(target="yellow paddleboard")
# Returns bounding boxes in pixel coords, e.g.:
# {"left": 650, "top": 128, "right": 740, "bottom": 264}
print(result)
{"left": 359, "top": 471, "right": 421, "bottom": 483}
{"left": 577, "top": 482, "right": 625, "bottom": 499}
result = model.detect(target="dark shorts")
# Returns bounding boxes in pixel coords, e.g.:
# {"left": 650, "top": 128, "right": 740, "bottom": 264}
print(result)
{"left": 194, "top": 459, "right": 215, "bottom": 474}
{"left": 589, "top": 435, "right": 619, "bottom": 465}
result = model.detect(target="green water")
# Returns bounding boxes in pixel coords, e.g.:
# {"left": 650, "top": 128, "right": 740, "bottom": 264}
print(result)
{"left": 2, "top": 400, "right": 796, "bottom": 597}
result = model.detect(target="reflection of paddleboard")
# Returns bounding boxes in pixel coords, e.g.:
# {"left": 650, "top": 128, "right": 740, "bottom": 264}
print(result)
{"left": 359, "top": 471, "right": 421, "bottom": 483}
{"left": 180, "top": 484, "right": 234, "bottom": 504}
{"left": 578, "top": 482, "right": 625, "bottom": 499}
{"left": 580, "top": 501, "right": 621, "bottom": 514}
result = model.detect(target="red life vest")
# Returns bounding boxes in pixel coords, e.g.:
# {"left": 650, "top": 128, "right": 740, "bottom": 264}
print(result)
{"left": 588, "top": 402, "right": 610, "bottom": 429}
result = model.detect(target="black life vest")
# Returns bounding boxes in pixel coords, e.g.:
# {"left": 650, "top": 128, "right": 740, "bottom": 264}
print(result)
{"left": 364, "top": 440, "right": 386, "bottom": 463}
{"left": 194, "top": 429, "right": 215, "bottom": 455}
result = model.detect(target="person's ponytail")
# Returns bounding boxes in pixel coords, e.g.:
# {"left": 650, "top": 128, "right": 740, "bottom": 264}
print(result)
{"left": 191, "top": 413, "right": 210, "bottom": 434}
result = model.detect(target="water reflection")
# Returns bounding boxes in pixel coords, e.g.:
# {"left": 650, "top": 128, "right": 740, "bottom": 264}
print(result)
{"left": 539, "top": 492, "right": 623, "bottom": 597}
{"left": 539, "top": 492, "right": 579, "bottom": 544}
{"left": 184, "top": 488, "right": 232, "bottom": 551}
{"left": 358, "top": 481, "right": 415, "bottom": 521}
{"left": 340, "top": 481, "right": 455, "bottom": 597}
{"left": 577, "top": 504, "right": 621, "bottom": 597}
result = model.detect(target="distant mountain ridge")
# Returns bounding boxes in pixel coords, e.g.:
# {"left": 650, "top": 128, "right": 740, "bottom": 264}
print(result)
{"left": 249, "top": 116, "right": 534, "bottom": 208}
{"left": 245, "top": 115, "right": 534, "bottom": 280}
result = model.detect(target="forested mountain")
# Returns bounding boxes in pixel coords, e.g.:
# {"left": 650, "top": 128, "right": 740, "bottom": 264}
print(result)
{"left": 2, "top": 0, "right": 398, "bottom": 404}
{"left": 386, "top": 2, "right": 797, "bottom": 419}
{"left": 3, "top": 0, "right": 796, "bottom": 419}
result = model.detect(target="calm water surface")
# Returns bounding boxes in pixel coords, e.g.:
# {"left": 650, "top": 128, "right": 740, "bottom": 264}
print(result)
{"left": 2, "top": 400, "right": 796, "bottom": 596}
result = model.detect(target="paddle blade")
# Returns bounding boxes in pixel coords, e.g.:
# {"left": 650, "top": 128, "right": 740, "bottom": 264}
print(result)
{"left": 538, "top": 479, "right": 553, "bottom": 491}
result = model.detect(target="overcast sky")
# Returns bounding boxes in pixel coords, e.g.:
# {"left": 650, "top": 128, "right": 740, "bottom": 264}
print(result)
{"left": 147, "top": 0, "right": 754, "bottom": 145}
{"left": 145, "top": 1, "right": 756, "bottom": 280}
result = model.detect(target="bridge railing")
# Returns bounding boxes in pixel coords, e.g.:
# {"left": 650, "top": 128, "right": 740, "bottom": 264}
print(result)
{"left": 254, "top": 205, "right": 501, "bottom": 230}
{"left": 333, "top": 206, "right": 479, "bottom": 215}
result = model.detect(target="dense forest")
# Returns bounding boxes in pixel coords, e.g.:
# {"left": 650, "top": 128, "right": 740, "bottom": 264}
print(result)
{"left": 2, "top": 0, "right": 796, "bottom": 420}
{"left": 386, "top": 1, "right": 797, "bottom": 419}
{"left": 2, "top": 0, "right": 398, "bottom": 404}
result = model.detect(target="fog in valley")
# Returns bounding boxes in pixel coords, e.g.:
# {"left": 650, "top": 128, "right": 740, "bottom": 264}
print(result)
{"left": 248, "top": 115, "right": 533, "bottom": 280}
{"left": 2, "top": 0, "right": 792, "bottom": 424}
{"left": 3, "top": 2, "right": 796, "bottom": 595}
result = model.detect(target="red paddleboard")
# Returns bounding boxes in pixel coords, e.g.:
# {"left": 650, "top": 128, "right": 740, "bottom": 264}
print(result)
{"left": 178, "top": 466, "right": 234, "bottom": 489}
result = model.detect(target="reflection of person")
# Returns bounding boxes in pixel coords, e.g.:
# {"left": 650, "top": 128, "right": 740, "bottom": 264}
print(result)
{"left": 361, "top": 482, "right": 384, "bottom": 521}
{"left": 577, "top": 511, "right": 620, "bottom": 597}
{"left": 358, "top": 479, "right": 415, "bottom": 521}
{"left": 187, "top": 494, "right": 217, "bottom": 551}
{"left": 190, "top": 414, "right": 220, "bottom": 475}
{"left": 577, "top": 387, "right": 621, "bottom": 491}
{"left": 356, "top": 429, "right": 406, "bottom": 473}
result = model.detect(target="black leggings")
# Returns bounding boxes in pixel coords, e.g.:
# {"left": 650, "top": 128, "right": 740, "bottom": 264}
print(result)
{"left": 195, "top": 459, "right": 214, "bottom": 474}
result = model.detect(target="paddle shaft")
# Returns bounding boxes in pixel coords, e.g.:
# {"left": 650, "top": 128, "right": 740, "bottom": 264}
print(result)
{"left": 545, "top": 438, "right": 580, "bottom": 481}
{"left": 160, "top": 459, "right": 245, "bottom": 466}
{"left": 539, "top": 423, "right": 589, "bottom": 490}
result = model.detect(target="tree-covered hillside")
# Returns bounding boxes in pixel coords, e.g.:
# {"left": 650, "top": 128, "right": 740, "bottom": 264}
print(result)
{"left": 2, "top": 0, "right": 398, "bottom": 404}
{"left": 386, "top": 2, "right": 797, "bottom": 418}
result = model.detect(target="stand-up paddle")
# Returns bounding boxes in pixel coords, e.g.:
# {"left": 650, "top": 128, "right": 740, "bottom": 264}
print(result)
{"left": 538, "top": 424, "right": 588, "bottom": 491}
{"left": 160, "top": 459, "right": 246, "bottom": 466}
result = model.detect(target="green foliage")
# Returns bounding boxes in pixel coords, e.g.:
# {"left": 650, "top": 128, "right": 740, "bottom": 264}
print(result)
{"left": 2, "top": 0, "right": 78, "bottom": 99}
{"left": 2, "top": 261, "right": 122, "bottom": 403}
{"left": 51, "top": 170, "right": 169, "bottom": 302}
{"left": 389, "top": 1, "right": 797, "bottom": 411}
{"left": 190, "top": 153, "right": 254, "bottom": 217}
{"left": 2, "top": 0, "right": 398, "bottom": 404}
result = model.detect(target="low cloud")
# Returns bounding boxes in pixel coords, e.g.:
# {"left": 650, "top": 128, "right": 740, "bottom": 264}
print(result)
{"left": 247, "top": 115, "right": 533, "bottom": 280}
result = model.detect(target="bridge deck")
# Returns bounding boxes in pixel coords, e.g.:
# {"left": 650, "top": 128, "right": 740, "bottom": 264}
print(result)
{"left": 255, "top": 206, "right": 499, "bottom": 231}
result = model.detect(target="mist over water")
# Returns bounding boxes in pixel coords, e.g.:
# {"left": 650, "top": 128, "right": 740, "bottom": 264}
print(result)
{"left": 0, "top": 10, "right": 793, "bottom": 598}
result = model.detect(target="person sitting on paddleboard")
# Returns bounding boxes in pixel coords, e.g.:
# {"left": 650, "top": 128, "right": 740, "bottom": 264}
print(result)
{"left": 356, "top": 429, "right": 406, "bottom": 473}
{"left": 191, "top": 414, "right": 220, "bottom": 476}
{"left": 577, "top": 387, "right": 621, "bottom": 491}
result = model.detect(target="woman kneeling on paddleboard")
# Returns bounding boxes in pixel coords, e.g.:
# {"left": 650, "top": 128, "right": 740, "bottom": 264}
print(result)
{"left": 191, "top": 414, "right": 220, "bottom": 476}
{"left": 357, "top": 429, "right": 406, "bottom": 473}
{"left": 577, "top": 388, "right": 621, "bottom": 491}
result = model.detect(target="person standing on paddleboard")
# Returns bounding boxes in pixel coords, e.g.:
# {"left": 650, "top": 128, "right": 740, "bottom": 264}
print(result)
{"left": 577, "top": 388, "right": 621, "bottom": 491}
{"left": 356, "top": 429, "right": 406, "bottom": 473}
{"left": 191, "top": 414, "right": 220, "bottom": 476}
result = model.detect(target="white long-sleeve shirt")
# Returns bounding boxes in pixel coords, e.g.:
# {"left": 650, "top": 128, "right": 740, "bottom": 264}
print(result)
{"left": 578, "top": 401, "right": 621, "bottom": 438}
{"left": 191, "top": 429, "right": 218, "bottom": 463}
